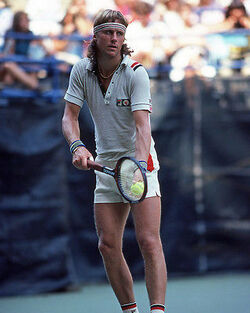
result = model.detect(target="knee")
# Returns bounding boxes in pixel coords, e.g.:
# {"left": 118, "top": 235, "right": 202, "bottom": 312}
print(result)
{"left": 137, "top": 234, "right": 162, "bottom": 257}
{"left": 3, "top": 61, "right": 16, "bottom": 70}
{"left": 98, "top": 236, "right": 121, "bottom": 258}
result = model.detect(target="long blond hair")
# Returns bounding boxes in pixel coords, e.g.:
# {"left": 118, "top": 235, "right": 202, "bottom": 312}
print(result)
{"left": 87, "top": 9, "right": 133, "bottom": 65}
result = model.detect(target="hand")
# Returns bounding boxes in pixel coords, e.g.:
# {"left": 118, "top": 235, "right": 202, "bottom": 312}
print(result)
{"left": 72, "top": 146, "right": 93, "bottom": 170}
{"left": 133, "top": 168, "right": 144, "bottom": 184}
{"left": 238, "top": 16, "right": 250, "bottom": 28}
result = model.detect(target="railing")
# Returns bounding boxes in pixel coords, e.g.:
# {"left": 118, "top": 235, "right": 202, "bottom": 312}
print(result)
{"left": 0, "top": 30, "right": 249, "bottom": 103}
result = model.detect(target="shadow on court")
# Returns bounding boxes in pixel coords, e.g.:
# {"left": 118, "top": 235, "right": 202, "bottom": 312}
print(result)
{"left": 0, "top": 272, "right": 249, "bottom": 313}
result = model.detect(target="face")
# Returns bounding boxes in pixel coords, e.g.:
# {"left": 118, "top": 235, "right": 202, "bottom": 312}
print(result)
{"left": 19, "top": 14, "right": 29, "bottom": 32}
{"left": 230, "top": 8, "right": 245, "bottom": 19}
{"left": 94, "top": 21, "right": 125, "bottom": 58}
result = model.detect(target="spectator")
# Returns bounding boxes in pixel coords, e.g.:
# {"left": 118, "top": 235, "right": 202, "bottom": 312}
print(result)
{"left": 0, "top": 0, "right": 13, "bottom": 51}
{"left": 71, "top": 0, "right": 93, "bottom": 37}
{"left": 84, "top": 0, "right": 116, "bottom": 19}
{"left": 204, "top": 1, "right": 250, "bottom": 75}
{"left": 51, "top": 8, "right": 85, "bottom": 64}
{"left": 157, "top": 0, "right": 187, "bottom": 36}
{"left": 113, "top": 0, "right": 136, "bottom": 21}
{"left": 194, "top": 0, "right": 225, "bottom": 27}
{"left": 0, "top": 11, "right": 39, "bottom": 89}
{"left": 223, "top": 0, "right": 250, "bottom": 29}
{"left": 47, "top": 0, "right": 93, "bottom": 66}
{"left": 126, "top": 0, "right": 177, "bottom": 67}
{"left": 25, "top": 0, "right": 64, "bottom": 35}
{"left": 174, "top": 2, "right": 207, "bottom": 46}
{"left": 204, "top": 1, "right": 250, "bottom": 36}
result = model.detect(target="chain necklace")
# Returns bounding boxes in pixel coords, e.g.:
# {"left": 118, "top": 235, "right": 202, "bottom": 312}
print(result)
{"left": 98, "top": 61, "right": 121, "bottom": 79}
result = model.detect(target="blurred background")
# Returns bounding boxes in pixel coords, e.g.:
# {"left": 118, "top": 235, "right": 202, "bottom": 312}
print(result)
{"left": 0, "top": 0, "right": 250, "bottom": 311}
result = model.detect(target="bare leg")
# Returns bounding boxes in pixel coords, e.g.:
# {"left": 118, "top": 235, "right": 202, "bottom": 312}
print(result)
{"left": 131, "top": 196, "right": 167, "bottom": 305}
{"left": 3, "top": 62, "right": 38, "bottom": 89}
{"left": 94, "top": 202, "right": 136, "bottom": 305}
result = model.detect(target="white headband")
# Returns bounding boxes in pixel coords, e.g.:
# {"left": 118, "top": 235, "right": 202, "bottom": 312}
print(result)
{"left": 93, "top": 22, "right": 127, "bottom": 34}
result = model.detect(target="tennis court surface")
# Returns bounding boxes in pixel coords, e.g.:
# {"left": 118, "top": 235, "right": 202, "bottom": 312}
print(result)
{"left": 0, "top": 272, "right": 249, "bottom": 313}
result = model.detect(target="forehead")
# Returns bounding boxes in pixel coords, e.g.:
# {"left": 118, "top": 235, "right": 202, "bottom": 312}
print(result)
{"left": 94, "top": 21, "right": 126, "bottom": 35}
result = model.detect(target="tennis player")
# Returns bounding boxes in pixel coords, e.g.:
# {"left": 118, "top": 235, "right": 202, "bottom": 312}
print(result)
{"left": 62, "top": 9, "right": 167, "bottom": 313}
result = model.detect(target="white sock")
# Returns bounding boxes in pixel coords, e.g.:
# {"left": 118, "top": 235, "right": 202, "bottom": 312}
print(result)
{"left": 150, "top": 304, "right": 165, "bottom": 313}
{"left": 121, "top": 302, "right": 139, "bottom": 313}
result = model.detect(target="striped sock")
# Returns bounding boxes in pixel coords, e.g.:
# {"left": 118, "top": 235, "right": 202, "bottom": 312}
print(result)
{"left": 150, "top": 304, "right": 165, "bottom": 313}
{"left": 121, "top": 302, "right": 139, "bottom": 313}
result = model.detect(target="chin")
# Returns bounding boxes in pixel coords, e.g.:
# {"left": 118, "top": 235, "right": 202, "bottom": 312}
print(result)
{"left": 106, "top": 51, "right": 119, "bottom": 58}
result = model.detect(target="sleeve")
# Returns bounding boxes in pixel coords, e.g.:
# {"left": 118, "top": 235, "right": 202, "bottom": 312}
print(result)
{"left": 64, "top": 62, "right": 85, "bottom": 108}
{"left": 130, "top": 66, "right": 152, "bottom": 113}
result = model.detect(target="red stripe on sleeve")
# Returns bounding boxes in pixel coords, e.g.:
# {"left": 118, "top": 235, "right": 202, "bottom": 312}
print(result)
{"left": 131, "top": 61, "right": 139, "bottom": 68}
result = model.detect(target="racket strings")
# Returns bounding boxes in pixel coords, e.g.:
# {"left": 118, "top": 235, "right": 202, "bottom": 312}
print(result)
{"left": 118, "top": 159, "right": 145, "bottom": 201}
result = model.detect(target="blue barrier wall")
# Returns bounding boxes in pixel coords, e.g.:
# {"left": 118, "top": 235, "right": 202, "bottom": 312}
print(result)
{"left": 0, "top": 74, "right": 249, "bottom": 296}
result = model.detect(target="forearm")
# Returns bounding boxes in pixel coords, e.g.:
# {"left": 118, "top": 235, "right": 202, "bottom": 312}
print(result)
{"left": 135, "top": 123, "right": 151, "bottom": 163}
{"left": 62, "top": 102, "right": 93, "bottom": 170}
{"left": 62, "top": 110, "right": 81, "bottom": 145}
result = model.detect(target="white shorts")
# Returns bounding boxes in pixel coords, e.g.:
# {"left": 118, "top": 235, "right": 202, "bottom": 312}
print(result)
{"left": 94, "top": 157, "right": 161, "bottom": 204}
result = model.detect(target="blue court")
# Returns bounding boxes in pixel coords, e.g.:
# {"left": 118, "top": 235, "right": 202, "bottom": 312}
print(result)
{"left": 0, "top": 272, "right": 249, "bottom": 313}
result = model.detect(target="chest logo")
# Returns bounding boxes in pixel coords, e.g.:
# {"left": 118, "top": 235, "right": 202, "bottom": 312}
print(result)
{"left": 117, "top": 99, "right": 131, "bottom": 107}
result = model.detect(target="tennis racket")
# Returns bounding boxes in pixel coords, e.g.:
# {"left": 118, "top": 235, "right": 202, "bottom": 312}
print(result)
{"left": 87, "top": 157, "right": 148, "bottom": 203}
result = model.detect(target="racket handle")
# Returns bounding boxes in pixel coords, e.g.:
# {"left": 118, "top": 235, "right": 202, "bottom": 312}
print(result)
{"left": 87, "top": 159, "right": 103, "bottom": 172}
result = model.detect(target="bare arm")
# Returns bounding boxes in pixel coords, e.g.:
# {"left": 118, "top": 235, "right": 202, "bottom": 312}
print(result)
{"left": 62, "top": 101, "right": 93, "bottom": 170}
{"left": 133, "top": 110, "right": 151, "bottom": 165}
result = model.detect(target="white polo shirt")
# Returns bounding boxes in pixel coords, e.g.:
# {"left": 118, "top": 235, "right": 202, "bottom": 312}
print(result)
{"left": 64, "top": 55, "right": 158, "bottom": 167}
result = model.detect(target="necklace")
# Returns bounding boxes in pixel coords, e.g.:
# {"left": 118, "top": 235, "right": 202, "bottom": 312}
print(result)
{"left": 98, "top": 61, "right": 121, "bottom": 79}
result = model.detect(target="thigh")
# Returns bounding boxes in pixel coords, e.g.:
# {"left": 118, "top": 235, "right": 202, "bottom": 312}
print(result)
{"left": 94, "top": 202, "right": 130, "bottom": 245}
{"left": 94, "top": 158, "right": 128, "bottom": 204}
{"left": 131, "top": 196, "right": 162, "bottom": 239}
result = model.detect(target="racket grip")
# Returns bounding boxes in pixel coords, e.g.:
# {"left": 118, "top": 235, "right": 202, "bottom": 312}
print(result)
{"left": 87, "top": 159, "right": 103, "bottom": 171}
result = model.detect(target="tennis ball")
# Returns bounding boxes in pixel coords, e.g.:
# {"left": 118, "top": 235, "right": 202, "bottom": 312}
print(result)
{"left": 130, "top": 181, "right": 144, "bottom": 196}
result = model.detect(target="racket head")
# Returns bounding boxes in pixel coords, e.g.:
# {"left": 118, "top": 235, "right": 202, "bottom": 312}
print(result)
{"left": 115, "top": 157, "right": 148, "bottom": 203}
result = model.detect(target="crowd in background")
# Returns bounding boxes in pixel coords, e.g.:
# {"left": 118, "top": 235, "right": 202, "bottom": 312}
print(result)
{"left": 0, "top": 0, "right": 250, "bottom": 90}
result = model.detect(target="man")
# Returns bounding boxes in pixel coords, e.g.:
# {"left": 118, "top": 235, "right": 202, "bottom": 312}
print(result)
{"left": 62, "top": 9, "right": 167, "bottom": 313}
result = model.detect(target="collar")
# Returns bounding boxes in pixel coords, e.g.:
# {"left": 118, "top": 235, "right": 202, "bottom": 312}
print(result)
{"left": 87, "top": 55, "right": 129, "bottom": 73}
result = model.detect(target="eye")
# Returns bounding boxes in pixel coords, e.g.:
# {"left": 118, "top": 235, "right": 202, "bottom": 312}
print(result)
{"left": 117, "top": 31, "right": 124, "bottom": 36}
{"left": 104, "top": 30, "right": 112, "bottom": 35}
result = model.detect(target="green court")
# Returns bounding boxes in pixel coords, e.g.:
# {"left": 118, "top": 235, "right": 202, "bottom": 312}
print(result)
{"left": 1, "top": 272, "right": 249, "bottom": 313}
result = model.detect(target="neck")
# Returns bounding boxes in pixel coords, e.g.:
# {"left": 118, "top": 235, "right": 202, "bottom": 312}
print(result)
{"left": 97, "top": 56, "right": 122, "bottom": 79}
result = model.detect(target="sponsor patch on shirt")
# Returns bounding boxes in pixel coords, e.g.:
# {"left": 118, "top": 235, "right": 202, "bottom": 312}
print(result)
{"left": 116, "top": 98, "right": 131, "bottom": 107}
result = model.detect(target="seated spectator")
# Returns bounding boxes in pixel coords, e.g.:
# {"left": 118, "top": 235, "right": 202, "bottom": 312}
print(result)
{"left": 157, "top": 0, "right": 187, "bottom": 36}
{"left": 194, "top": 0, "right": 225, "bottom": 28}
{"left": 221, "top": 0, "right": 250, "bottom": 29}
{"left": 204, "top": 1, "right": 250, "bottom": 75}
{"left": 51, "top": 8, "right": 84, "bottom": 64}
{"left": 113, "top": 0, "right": 135, "bottom": 22}
{"left": 47, "top": 0, "right": 93, "bottom": 66}
{"left": 85, "top": 0, "right": 116, "bottom": 19}
{"left": 25, "top": 0, "right": 64, "bottom": 35}
{"left": 0, "top": 0, "right": 13, "bottom": 51}
{"left": 126, "top": 0, "right": 177, "bottom": 68}
{"left": 72, "top": 0, "right": 93, "bottom": 38}
{"left": 174, "top": 2, "right": 207, "bottom": 47}
{"left": 0, "top": 11, "right": 39, "bottom": 89}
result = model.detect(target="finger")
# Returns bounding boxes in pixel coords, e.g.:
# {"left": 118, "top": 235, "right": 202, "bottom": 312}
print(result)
{"left": 81, "top": 157, "right": 88, "bottom": 169}
{"left": 73, "top": 155, "right": 84, "bottom": 169}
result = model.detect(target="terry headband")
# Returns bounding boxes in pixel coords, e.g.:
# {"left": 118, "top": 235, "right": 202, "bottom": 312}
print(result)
{"left": 93, "top": 22, "right": 127, "bottom": 34}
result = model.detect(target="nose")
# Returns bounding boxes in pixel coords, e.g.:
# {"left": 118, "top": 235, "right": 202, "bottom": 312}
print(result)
{"left": 111, "top": 32, "right": 118, "bottom": 41}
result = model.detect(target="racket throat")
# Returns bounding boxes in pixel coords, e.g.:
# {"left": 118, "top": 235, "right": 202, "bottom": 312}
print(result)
{"left": 102, "top": 167, "right": 115, "bottom": 177}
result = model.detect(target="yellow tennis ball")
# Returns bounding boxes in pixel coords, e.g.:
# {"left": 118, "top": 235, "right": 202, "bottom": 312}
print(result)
{"left": 130, "top": 182, "right": 144, "bottom": 196}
